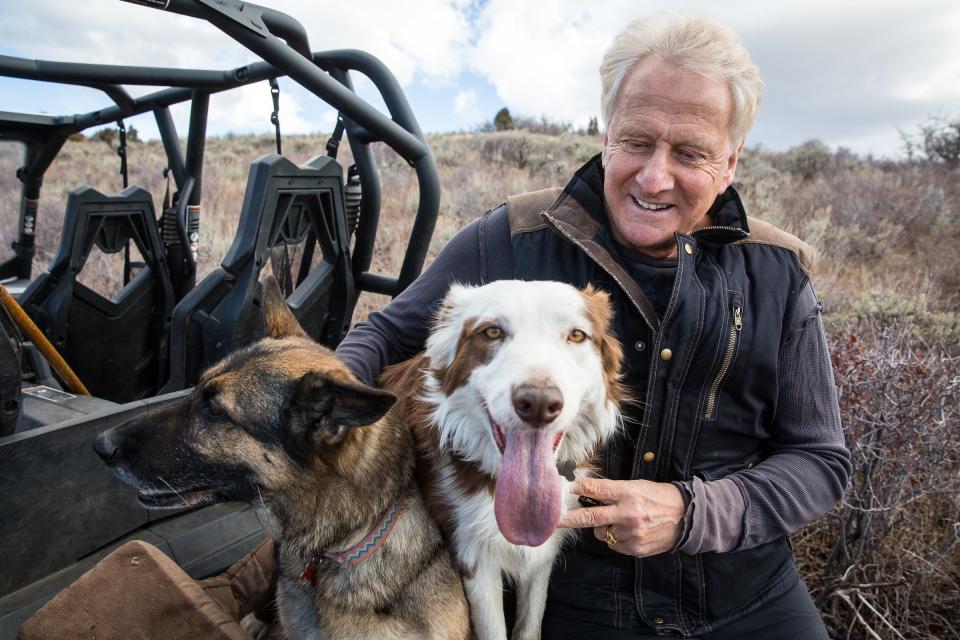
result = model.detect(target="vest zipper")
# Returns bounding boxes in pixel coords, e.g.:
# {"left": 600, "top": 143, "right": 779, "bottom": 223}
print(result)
{"left": 693, "top": 224, "right": 746, "bottom": 235}
{"left": 703, "top": 301, "right": 741, "bottom": 420}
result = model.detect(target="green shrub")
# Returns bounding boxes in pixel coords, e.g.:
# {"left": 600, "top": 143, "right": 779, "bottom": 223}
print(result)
{"left": 493, "top": 107, "right": 514, "bottom": 132}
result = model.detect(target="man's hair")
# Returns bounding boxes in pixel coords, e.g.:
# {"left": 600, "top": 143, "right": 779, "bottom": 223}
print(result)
{"left": 599, "top": 12, "right": 763, "bottom": 148}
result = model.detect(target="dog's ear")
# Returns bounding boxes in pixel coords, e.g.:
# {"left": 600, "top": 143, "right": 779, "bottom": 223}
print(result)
{"left": 581, "top": 285, "right": 625, "bottom": 403}
{"left": 261, "top": 275, "right": 307, "bottom": 339}
{"left": 425, "top": 284, "right": 476, "bottom": 368}
{"left": 284, "top": 371, "right": 397, "bottom": 447}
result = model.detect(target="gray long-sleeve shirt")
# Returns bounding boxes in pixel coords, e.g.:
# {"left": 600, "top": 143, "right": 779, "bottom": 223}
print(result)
{"left": 336, "top": 206, "right": 849, "bottom": 554}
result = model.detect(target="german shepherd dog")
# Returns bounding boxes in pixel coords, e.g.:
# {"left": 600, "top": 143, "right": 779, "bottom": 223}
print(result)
{"left": 94, "top": 278, "right": 470, "bottom": 640}
{"left": 381, "top": 280, "right": 623, "bottom": 640}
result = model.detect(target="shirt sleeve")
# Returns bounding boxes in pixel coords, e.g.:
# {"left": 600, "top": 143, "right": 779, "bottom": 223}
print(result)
{"left": 678, "top": 280, "right": 852, "bottom": 554}
{"left": 335, "top": 206, "right": 511, "bottom": 386}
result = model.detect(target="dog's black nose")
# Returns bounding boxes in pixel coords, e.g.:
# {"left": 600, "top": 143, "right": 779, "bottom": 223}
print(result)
{"left": 94, "top": 430, "right": 120, "bottom": 464}
{"left": 512, "top": 384, "right": 564, "bottom": 426}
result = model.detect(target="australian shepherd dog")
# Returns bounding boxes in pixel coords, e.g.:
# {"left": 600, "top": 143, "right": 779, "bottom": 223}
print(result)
{"left": 382, "top": 280, "right": 623, "bottom": 640}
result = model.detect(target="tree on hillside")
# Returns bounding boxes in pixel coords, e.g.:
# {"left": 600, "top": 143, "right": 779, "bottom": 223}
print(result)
{"left": 93, "top": 127, "right": 117, "bottom": 146}
{"left": 494, "top": 107, "right": 514, "bottom": 131}
{"left": 586, "top": 116, "right": 599, "bottom": 136}
{"left": 90, "top": 124, "right": 139, "bottom": 145}
{"left": 903, "top": 115, "right": 960, "bottom": 168}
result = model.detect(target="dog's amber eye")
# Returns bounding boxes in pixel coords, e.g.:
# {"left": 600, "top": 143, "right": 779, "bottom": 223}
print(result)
{"left": 483, "top": 326, "right": 503, "bottom": 340}
{"left": 568, "top": 329, "right": 587, "bottom": 343}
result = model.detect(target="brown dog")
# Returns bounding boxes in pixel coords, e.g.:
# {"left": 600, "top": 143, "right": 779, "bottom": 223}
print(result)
{"left": 382, "top": 281, "right": 623, "bottom": 640}
{"left": 95, "top": 278, "right": 470, "bottom": 640}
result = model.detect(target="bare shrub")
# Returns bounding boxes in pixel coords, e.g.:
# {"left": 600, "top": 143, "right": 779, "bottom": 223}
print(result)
{"left": 511, "top": 115, "right": 572, "bottom": 136}
{"left": 903, "top": 115, "right": 960, "bottom": 169}
{"left": 794, "top": 319, "right": 960, "bottom": 639}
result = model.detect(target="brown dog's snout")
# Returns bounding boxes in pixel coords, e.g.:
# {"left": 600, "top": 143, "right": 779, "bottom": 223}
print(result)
{"left": 94, "top": 426, "right": 132, "bottom": 465}
{"left": 94, "top": 429, "right": 122, "bottom": 464}
{"left": 512, "top": 384, "right": 564, "bottom": 426}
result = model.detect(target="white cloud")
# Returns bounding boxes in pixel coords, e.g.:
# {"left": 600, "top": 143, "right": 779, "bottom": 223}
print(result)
{"left": 468, "top": 0, "right": 619, "bottom": 128}
{"left": 0, "top": 1, "right": 238, "bottom": 68}
{"left": 320, "top": 110, "right": 339, "bottom": 128}
{"left": 0, "top": 0, "right": 470, "bottom": 85}
{"left": 453, "top": 88, "right": 478, "bottom": 115}
{"left": 255, "top": 0, "right": 471, "bottom": 87}
{"left": 3, "top": 0, "right": 960, "bottom": 155}
{"left": 206, "top": 80, "right": 317, "bottom": 135}
{"left": 465, "top": 0, "right": 960, "bottom": 153}
{"left": 450, "top": 87, "right": 484, "bottom": 128}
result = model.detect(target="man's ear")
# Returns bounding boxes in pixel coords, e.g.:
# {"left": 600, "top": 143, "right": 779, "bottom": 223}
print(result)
{"left": 283, "top": 371, "right": 397, "bottom": 447}
{"left": 261, "top": 275, "right": 306, "bottom": 339}
{"left": 720, "top": 139, "right": 745, "bottom": 192}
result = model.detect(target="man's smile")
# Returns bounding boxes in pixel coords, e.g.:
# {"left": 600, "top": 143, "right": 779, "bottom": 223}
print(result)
{"left": 630, "top": 195, "right": 674, "bottom": 211}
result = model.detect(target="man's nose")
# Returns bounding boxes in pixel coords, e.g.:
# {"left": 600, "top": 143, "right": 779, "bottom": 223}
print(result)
{"left": 636, "top": 147, "right": 674, "bottom": 194}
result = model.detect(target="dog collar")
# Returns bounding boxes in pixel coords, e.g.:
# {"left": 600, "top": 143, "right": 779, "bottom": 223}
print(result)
{"left": 300, "top": 495, "right": 406, "bottom": 582}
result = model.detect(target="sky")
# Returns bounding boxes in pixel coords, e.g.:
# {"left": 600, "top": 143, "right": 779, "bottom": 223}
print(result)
{"left": 1, "top": 0, "right": 959, "bottom": 157}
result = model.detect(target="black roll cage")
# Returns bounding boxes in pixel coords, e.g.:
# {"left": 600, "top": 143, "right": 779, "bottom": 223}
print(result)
{"left": 0, "top": 0, "right": 440, "bottom": 299}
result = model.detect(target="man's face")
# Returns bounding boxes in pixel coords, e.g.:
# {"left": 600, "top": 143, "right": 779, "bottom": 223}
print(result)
{"left": 602, "top": 56, "right": 743, "bottom": 258}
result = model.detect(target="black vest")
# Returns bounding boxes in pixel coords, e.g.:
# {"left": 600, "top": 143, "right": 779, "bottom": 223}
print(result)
{"left": 493, "top": 156, "right": 813, "bottom": 635}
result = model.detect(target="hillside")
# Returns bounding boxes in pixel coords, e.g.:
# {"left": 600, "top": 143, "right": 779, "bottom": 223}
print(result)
{"left": 1, "top": 131, "right": 959, "bottom": 638}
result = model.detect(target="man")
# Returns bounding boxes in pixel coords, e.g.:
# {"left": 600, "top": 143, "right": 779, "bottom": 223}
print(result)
{"left": 336, "top": 12, "right": 850, "bottom": 639}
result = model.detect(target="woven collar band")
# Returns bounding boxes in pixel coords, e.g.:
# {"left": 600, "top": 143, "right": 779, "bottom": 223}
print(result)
{"left": 299, "top": 495, "right": 407, "bottom": 583}
{"left": 332, "top": 495, "right": 406, "bottom": 568}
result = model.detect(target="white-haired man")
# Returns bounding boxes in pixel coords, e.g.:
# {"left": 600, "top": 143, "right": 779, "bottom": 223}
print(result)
{"left": 337, "top": 12, "right": 849, "bottom": 639}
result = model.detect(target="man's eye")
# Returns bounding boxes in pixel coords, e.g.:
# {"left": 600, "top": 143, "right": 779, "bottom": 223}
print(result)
{"left": 483, "top": 326, "right": 503, "bottom": 340}
{"left": 675, "top": 149, "right": 704, "bottom": 163}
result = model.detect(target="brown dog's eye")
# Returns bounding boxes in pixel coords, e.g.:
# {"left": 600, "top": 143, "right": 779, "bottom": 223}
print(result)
{"left": 568, "top": 329, "right": 587, "bottom": 343}
{"left": 483, "top": 326, "right": 503, "bottom": 340}
{"left": 207, "top": 402, "right": 222, "bottom": 417}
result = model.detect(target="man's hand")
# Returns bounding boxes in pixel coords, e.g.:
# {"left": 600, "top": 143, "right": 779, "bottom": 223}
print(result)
{"left": 558, "top": 477, "right": 686, "bottom": 557}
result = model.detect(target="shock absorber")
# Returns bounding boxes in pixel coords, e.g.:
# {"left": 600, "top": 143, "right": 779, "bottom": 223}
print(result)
{"left": 344, "top": 164, "right": 361, "bottom": 237}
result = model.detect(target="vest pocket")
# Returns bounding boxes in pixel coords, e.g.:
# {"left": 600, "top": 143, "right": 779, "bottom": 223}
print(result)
{"left": 703, "top": 291, "right": 743, "bottom": 420}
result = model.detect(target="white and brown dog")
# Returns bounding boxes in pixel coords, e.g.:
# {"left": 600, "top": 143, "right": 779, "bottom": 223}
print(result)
{"left": 382, "top": 280, "right": 623, "bottom": 640}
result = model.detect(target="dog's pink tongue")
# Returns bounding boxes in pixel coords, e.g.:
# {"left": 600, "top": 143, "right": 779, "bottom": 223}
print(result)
{"left": 494, "top": 429, "right": 561, "bottom": 546}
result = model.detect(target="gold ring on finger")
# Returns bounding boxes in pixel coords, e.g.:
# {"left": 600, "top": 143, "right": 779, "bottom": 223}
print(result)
{"left": 604, "top": 527, "right": 618, "bottom": 546}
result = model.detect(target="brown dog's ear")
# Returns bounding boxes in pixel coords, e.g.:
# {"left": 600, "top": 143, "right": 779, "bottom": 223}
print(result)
{"left": 284, "top": 371, "right": 397, "bottom": 447}
{"left": 581, "top": 285, "right": 625, "bottom": 403}
{"left": 261, "top": 275, "right": 306, "bottom": 339}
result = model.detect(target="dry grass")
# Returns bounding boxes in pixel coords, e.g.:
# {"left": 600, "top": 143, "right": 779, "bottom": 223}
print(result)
{"left": 2, "top": 131, "right": 959, "bottom": 637}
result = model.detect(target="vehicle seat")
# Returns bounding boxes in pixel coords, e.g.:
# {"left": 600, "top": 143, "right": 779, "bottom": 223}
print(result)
{"left": 18, "top": 187, "right": 174, "bottom": 403}
{"left": 162, "top": 153, "right": 352, "bottom": 392}
{"left": 19, "top": 538, "right": 277, "bottom": 640}
{"left": 0, "top": 311, "right": 21, "bottom": 436}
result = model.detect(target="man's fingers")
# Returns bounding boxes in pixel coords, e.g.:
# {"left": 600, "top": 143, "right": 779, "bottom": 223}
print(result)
{"left": 572, "top": 476, "right": 626, "bottom": 502}
{"left": 558, "top": 505, "right": 618, "bottom": 529}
